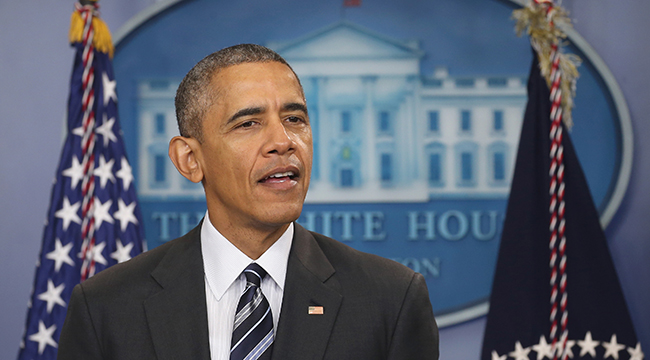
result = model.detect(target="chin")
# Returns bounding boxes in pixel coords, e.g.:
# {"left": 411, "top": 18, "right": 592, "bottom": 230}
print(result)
{"left": 259, "top": 203, "right": 303, "bottom": 227}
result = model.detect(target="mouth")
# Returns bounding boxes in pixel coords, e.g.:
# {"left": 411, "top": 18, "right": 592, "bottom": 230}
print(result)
{"left": 258, "top": 167, "right": 300, "bottom": 185}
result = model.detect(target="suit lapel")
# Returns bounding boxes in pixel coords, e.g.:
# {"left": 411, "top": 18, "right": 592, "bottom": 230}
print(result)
{"left": 272, "top": 224, "right": 342, "bottom": 360}
{"left": 144, "top": 225, "right": 211, "bottom": 360}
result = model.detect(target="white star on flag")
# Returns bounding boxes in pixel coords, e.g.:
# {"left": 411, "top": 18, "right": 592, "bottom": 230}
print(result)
{"left": 602, "top": 334, "right": 627, "bottom": 359}
{"left": 491, "top": 350, "right": 507, "bottom": 360}
{"left": 116, "top": 157, "right": 134, "bottom": 191}
{"left": 81, "top": 241, "right": 108, "bottom": 266}
{"left": 114, "top": 198, "right": 138, "bottom": 232}
{"left": 93, "top": 155, "right": 115, "bottom": 189}
{"left": 578, "top": 331, "right": 600, "bottom": 357}
{"left": 627, "top": 342, "right": 644, "bottom": 360}
{"left": 36, "top": 280, "right": 66, "bottom": 314}
{"left": 111, "top": 238, "right": 134, "bottom": 263}
{"left": 510, "top": 341, "right": 532, "bottom": 360}
{"left": 102, "top": 72, "right": 117, "bottom": 105}
{"left": 93, "top": 197, "right": 114, "bottom": 230}
{"left": 532, "top": 335, "right": 554, "bottom": 360}
{"left": 96, "top": 113, "right": 117, "bottom": 147}
{"left": 28, "top": 321, "right": 57, "bottom": 355}
{"left": 556, "top": 339, "right": 576, "bottom": 359}
{"left": 71, "top": 125, "right": 85, "bottom": 137}
{"left": 45, "top": 238, "right": 74, "bottom": 272}
{"left": 54, "top": 197, "right": 81, "bottom": 231}
{"left": 62, "top": 156, "right": 84, "bottom": 189}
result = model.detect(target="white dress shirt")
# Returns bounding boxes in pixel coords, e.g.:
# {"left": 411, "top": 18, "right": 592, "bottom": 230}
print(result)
{"left": 201, "top": 212, "right": 293, "bottom": 360}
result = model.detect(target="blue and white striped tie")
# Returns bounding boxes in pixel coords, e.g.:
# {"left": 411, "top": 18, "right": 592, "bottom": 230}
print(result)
{"left": 230, "top": 263, "right": 274, "bottom": 360}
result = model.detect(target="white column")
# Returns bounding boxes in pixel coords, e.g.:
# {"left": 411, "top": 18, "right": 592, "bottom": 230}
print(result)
{"left": 316, "top": 76, "right": 332, "bottom": 191}
{"left": 362, "top": 76, "right": 378, "bottom": 189}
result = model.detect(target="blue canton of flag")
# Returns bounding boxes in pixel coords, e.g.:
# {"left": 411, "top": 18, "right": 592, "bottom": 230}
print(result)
{"left": 17, "top": 3, "right": 145, "bottom": 359}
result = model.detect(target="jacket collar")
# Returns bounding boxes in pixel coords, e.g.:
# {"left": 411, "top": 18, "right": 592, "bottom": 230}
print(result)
{"left": 272, "top": 223, "right": 343, "bottom": 360}
{"left": 145, "top": 224, "right": 211, "bottom": 360}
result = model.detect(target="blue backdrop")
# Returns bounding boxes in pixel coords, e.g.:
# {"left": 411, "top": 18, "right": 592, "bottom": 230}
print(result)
{"left": 0, "top": 0, "right": 647, "bottom": 359}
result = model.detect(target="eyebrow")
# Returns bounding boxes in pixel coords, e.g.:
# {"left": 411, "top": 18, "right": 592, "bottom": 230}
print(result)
{"left": 226, "top": 102, "right": 309, "bottom": 125}
{"left": 226, "top": 107, "right": 264, "bottom": 125}
{"left": 283, "top": 102, "right": 309, "bottom": 115}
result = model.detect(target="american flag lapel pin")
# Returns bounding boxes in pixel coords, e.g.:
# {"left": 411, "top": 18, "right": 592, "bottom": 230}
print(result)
{"left": 308, "top": 306, "right": 324, "bottom": 315}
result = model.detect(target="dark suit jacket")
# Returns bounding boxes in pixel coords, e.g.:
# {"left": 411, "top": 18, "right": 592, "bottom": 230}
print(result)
{"left": 58, "top": 223, "right": 439, "bottom": 360}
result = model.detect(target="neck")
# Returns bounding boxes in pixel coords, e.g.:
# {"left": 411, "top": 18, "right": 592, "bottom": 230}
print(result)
{"left": 207, "top": 213, "right": 290, "bottom": 259}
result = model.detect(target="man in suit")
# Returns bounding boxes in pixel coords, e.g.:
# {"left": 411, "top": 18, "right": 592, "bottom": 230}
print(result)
{"left": 58, "top": 44, "right": 439, "bottom": 360}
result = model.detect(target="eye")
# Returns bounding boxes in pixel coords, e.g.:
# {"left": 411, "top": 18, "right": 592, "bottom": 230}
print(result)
{"left": 286, "top": 116, "right": 305, "bottom": 124}
{"left": 237, "top": 120, "right": 257, "bottom": 128}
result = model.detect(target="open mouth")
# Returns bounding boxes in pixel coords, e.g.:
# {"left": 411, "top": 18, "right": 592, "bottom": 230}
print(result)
{"left": 260, "top": 170, "right": 298, "bottom": 184}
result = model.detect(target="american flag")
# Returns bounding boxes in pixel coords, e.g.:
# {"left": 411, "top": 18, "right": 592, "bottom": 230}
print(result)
{"left": 482, "top": 3, "right": 642, "bottom": 360}
{"left": 17, "top": 3, "right": 145, "bottom": 359}
{"left": 481, "top": 48, "right": 642, "bottom": 360}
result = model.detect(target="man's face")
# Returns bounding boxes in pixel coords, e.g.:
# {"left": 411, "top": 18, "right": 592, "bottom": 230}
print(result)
{"left": 197, "top": 61, "right": 312, "bottom": 233}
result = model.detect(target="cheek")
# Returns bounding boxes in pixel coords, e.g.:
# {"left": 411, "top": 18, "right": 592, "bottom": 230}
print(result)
{"left": 221, "top": 143, "right": 258, "bottom": 182}
{"left": 294, "top": 128, "right": 313, "bottom": 153}
{"left": 203, "top": 146, "right": 241, "bottom": 182}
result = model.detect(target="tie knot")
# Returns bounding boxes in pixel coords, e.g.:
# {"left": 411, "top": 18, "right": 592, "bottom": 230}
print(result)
{"left": 243, "top": 263, "right": 267, "bottom": 287}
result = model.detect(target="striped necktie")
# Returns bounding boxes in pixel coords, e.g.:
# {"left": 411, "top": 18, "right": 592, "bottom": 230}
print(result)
{"left": 230, "top": 263, "right": 274, "bottom": 360}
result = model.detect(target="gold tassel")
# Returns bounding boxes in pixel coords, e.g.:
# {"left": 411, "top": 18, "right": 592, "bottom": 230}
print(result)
{"left": 69, "top": 11, "right": 84, "bottom": 45}
{"left": 69, "top": 5, "right": 114, "bottom": 58}
{"left": 513, "top": 1, "right": 581, "bottom": 128}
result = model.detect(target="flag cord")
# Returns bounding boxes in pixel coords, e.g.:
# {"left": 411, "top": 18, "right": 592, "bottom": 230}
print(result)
{"left": 77, "top": 5, "right": 98, "bottom": 281}
{"left": 543, "top": 2, "right": 569, "bottom": 358}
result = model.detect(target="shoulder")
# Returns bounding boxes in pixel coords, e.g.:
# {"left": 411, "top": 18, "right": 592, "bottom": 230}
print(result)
{"left": 310, "top": 230, "right": 414, "bottom": 277}
{"left": 298, "top": 225, "right": 420, "bottom": 297}
{"left": 293, "top": 225, "right": 438, "bottom": 358}
{"left": 78, "top": 225, "right": 201, "bottom": 299}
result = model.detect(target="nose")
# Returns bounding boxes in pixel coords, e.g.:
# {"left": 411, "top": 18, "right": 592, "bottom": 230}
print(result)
{"left": 263, "top": 117, "right": 294, "bottom": 156}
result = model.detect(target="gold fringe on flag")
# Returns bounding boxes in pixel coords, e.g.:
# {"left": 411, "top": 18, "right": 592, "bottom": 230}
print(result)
{"left": 69, "top": 4, "right": 114, "bottom": 58}
{"left": 513, "top": 1, "right": 581, "bottom": 128}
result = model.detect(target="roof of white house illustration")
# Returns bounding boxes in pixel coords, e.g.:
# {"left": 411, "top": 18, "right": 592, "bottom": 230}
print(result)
{"left": 268, "top": 21, "right": 423, "bottom": 77}
{"left": 269, "top": 20, "right": 424, "bottom": 59}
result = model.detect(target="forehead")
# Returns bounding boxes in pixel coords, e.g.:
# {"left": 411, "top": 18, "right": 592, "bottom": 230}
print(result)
{"left": 210, "top": 61, "right": 304, "bottom": 103}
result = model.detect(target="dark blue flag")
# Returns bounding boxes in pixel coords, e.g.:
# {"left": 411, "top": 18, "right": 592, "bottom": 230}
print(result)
{"left": 17, "top": 4, "right": 145, "bottom": 359}
{"left": 480, "top": 51, "right": 642, "bottom": 360}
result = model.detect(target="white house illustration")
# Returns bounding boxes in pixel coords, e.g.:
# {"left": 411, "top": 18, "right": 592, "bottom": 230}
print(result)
{"left": 136, "top": 21, "right": 527, "bottom": 202}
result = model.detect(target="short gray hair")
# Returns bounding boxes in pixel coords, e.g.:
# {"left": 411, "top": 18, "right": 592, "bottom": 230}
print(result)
{"left": 174, "top": 44, "right": 299, "bottom": 142}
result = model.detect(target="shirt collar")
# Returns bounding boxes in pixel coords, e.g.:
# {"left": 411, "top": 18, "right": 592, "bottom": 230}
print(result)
{"left": 201, "top": 211, "right": 293, "bottom": 300}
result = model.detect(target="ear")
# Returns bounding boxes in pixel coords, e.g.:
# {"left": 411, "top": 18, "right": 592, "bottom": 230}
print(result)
{"left": 168, "top": 136, "right": 204, "bottom": 183}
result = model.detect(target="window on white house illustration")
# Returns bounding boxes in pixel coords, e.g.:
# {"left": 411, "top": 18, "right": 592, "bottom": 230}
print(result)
{"left": 378, "top": 111, "right": 392, "bottom": 135}
{"left": 428, "top": 111, "right": 440, "bottom": 133}
{"left": 148, "top": 143, "right": 170, "bottom": 190}
{"left": 426, "top": 142, "right": 446, "bottom": 187}
{"left": 493, "top": 152, "right": 505, "bottom": 181}
{"left": 154, "top": 155, "right": 166, "bottom": 183}
{"left": 430, "top": 153, "right": 442, "bottom": 185}
{"left": 461, "top": 110, "right": 472, "bottom": 133}
{"left": 461, "top": 153, "right": 473, "bottom": 181}
{"left": 493, "top": 110, "right": 504, "bottom": 132}
{"left": 488, "top": 142, "right": 509, "bottom": 186}
{"left": 340, "top": 168, "right": 354, "bottom": 187}
{"left": 341, "top": 111, "right": 351, "bottom": 133}
{"left": 455, "top": 142, "right": 478, "bottom": 187}
{"left": 155, "top": 113, "right": 166, "bottom": 135}
{"left": 380, "top": 153, "right": 392, "bottom": 183}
